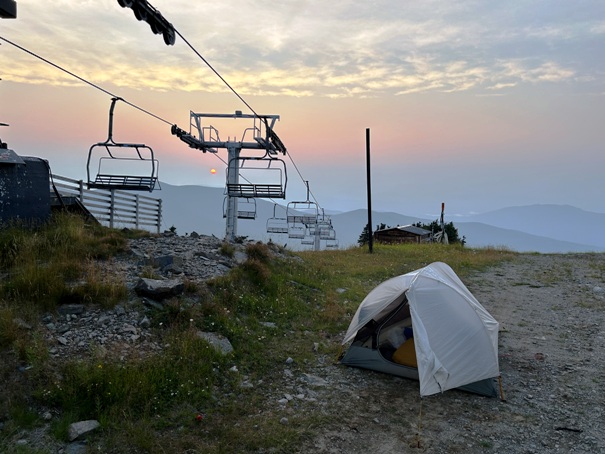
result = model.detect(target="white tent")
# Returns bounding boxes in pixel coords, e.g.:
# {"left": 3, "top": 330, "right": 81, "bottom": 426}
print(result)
{"left": 341, "top": 262, "right": 500, "bottom": 396}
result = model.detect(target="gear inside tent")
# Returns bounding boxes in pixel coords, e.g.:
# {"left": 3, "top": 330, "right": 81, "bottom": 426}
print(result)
{"left": 340, "top": 262, "right": 500, "bottom": 397}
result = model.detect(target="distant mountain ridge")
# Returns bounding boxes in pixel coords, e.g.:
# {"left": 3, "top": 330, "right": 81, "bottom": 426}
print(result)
{"left": 152, "top": 183, "right": 605, "bottom": 253}
{"left": 459, "top": 204, "right": 605, "bottom": 249}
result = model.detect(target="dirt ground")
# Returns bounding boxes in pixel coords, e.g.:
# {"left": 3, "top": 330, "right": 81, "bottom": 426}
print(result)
{"left": 298, "top": 253, "right": 605, "bottom": 454}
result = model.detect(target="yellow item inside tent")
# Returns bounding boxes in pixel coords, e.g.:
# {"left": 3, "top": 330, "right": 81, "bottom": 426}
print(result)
{"left": 392, "top": 338, "right": 417, "bottom": 368}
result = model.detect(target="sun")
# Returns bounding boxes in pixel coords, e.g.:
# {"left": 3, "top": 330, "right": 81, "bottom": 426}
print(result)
{"left": 210, "top": 168, "right": 216, "bottom": 174}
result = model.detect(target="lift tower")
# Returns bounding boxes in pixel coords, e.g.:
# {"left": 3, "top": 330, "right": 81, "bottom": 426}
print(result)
{"left": 173, "top": 111, "right": 287, "bottom": 242}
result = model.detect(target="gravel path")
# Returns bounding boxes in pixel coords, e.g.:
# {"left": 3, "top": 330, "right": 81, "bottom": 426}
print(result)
{"left": 299, "top": 253, "right": 605, "bottom": 453}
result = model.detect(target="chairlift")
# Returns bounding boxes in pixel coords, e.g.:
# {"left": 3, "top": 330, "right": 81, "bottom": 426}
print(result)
{"left": 286, "top": 181, "right": 319, "bottom": 226}
{"left": 223, "top": 197, "right": 256, "bottom": 220}
{"left": 301, "top": 236, "right": 315, "bottom": 245}
{"left": 226, "top": 156, "right": 287, "bottom": 199}
{"left": 266, "top": 204, "right": 288, "bottom": 234}
{"left": 320, "top": 226, "right": 337, "bottom": 241}
{"left": 314, "top": 209, "right": 334, "bottom": 239}
{"left": 287, "top": 224, "right": 306, "bottom": 239}
{"left": 286, "top": 200, "right": 319, "bottom": 226}
{"left": 325, "top": 239, "right": 339, "bottom": 249}
{"left": 87, "top": 98, "right": 159, "bottom": 192}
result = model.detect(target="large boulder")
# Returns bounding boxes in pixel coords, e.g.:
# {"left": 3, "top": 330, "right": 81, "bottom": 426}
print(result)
{"left": 196, "top": 331, "right": 234, "bottom": 355}
{"left": 68, "top": 420, "right": 100, "bottom": 441}
{"left": 134, "top": 278, "right": 184, "bottom": 301}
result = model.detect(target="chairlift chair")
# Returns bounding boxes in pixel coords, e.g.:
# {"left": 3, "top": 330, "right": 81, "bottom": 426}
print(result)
{"left": 87, "top": 98, "right": 159, "bottom": 192}
{"left": 314, "top": 210, "right": 334, "bottom": 239}
{"left": 325, "top": 239, "right": 339, "bottom": 249}
{"left": 286, "top": 200, "right": 319, "bottom": 226}
{"left": 226, "top": 156, "right": 287, "bottom": 199}
{"left": 266, "top": 204, "right": 288, "bottom": 234}
{"left": 223, "top": 197, "right": 256, "bottom": 220}
{"left": 301, "top": 236, "right": 315, "bottom": 245}
{"left": 320, "top": 226, "right": 337, "bottom": 241}
{"left": 287, "top": 224, "right": 306, "bottom": 239}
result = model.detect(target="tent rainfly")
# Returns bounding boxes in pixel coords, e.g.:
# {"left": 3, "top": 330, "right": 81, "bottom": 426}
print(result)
{"left": 340, "top": 262, "right": 500, "bottom": 397}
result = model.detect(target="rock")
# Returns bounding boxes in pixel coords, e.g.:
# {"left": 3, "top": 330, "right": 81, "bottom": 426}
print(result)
{"left": 260, "top": 322, "right": 277, "bottom": 329}
{"left": 148, "top": 254, "right": 184, "bottom": 269}
{"left": 122, "top": 324, "right": 138, "bottom": 335}
{"left": 57, "top": 304, "right": 85, "bottom": 316}
{"left": 301, "top": 373, "right": 328, "bottom": 387}
{"left": 139, "top": 316, "right": 151, "bottom": 328}
{"left": 65, "top": 441, "right": 88, "bottom": 454}
{"left": 135, "top": 278, "right": 185, "bottom": 301}
{"left": 280, "top": 417, "right": 289, "bottom": 425}
{"left": 68, "top": 419, "right": 100, "bottom": 441}
{"left": 142, "top": 298, "right": 164, "bottom": 310}
{"left": 233, "top": 250, "right": 248, "bottom": 264}
{"left": 196, "top": 331, "right": 234, "bottom": 355}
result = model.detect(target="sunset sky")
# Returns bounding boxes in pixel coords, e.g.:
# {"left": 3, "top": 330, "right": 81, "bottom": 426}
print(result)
{"left": 1, "top": 0, "right": 604, "bottom": 218}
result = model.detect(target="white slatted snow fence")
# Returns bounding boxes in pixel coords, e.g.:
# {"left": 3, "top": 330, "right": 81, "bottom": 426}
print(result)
{"left": 51, "top": 175, "right": 162, "bottom": 233}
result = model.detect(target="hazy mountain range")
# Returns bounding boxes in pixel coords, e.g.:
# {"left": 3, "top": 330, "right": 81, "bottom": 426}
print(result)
{"left": 154, "top": 183, "right": 605, "bottom": 253}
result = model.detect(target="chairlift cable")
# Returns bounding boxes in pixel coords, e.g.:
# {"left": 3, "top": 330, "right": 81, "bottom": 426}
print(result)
{"left": 0, "top": 36, "right": 173, "bottom": 126}
{"left": 173, "top": 29, "right": 259, "bottom": 119}
{"left": 285, "top": 151, "right": 320, "bottom": 206}
{"left": 0, "top": 35, "right": 283, "bottom": 196}
{"left": 1, "top": 34, "right": 321, "bottom": 211}
{"left": 170, "top": 27, "right": 324, "bottom": 207}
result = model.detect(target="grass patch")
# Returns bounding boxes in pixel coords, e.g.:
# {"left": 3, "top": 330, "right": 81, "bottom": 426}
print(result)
{"left": 0, "top": 217, "right": 519, "bottom": 452}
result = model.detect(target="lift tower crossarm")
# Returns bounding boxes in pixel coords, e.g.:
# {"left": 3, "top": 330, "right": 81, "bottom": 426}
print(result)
{"left": 187, "top": 112, "right": 286, "bottom": 156}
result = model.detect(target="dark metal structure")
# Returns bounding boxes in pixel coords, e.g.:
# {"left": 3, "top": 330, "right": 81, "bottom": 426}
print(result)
{"left": 0, "top": 143, "right": 50, "bottom": 225}
{"left": 117, "top": 0, "right": 175, "bottom": 45}
{"left": 0, "top": 0, "right": 16, "bottom": 19}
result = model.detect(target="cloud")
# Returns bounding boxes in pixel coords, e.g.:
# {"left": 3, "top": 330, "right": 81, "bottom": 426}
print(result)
{"left": 0, "top": 0, "right": 600, "bottom": 98}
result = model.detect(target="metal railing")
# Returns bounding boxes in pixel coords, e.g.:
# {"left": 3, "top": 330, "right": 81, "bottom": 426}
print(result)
{"left": 51, "top": 174, "right": 162, "bottom": 233}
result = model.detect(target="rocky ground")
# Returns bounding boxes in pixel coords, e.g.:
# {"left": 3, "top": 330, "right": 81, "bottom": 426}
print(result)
{"left": 3, "top": 235, "right": 605, "bottom": 453}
